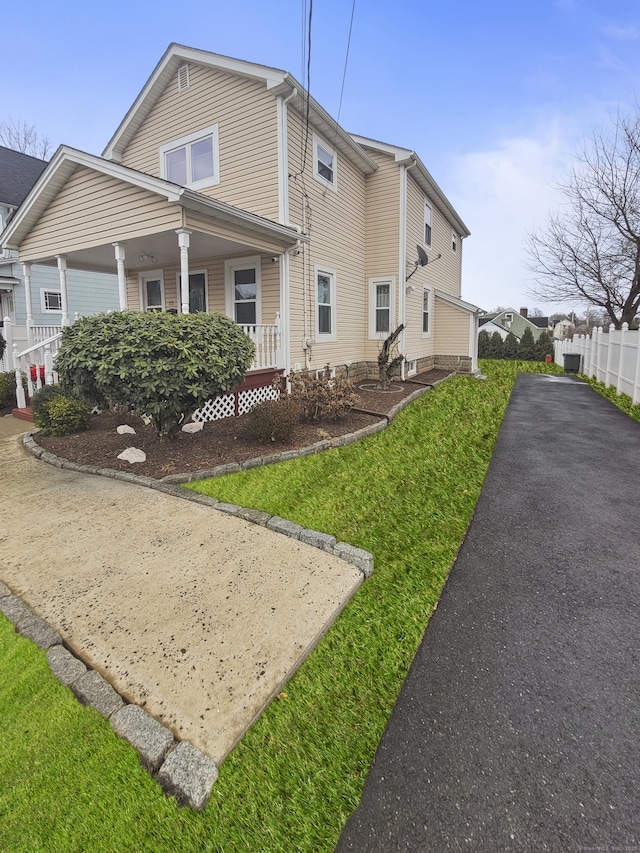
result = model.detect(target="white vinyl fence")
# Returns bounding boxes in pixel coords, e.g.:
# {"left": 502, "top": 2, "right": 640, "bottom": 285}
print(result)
{"left": 554, "top": 324, "right": 640, "bottom": 404}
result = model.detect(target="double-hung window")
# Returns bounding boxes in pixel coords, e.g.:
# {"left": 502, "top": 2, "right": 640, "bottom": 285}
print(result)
{"left": 424, "top": 203, "right": 432, "bottom": 246}
{"left": 316, "top": 265, "right": 337, "bottom": 341}
{"left": 369, "top": 277, "right": 395, "bottom": 339}
{"left": 225, "top": 257, "right": 261, "bottom": 327}
{"left": 422, "top": 287, "right": 431, "bottom": 336}
{"left": 313, "top": 134, "right": 337, "bottom": 191}
{"left": 160, "top": 124, "right": 220, "bottom": 190}
{"left": 452, "top": 230, "right": 458, "bottom": 252}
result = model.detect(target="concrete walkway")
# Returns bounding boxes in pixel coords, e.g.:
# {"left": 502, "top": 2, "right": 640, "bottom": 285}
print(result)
{"left": 338, "top": 374, "right": 640, "bottom": 851}
{"left": 0, "top": 416, "right": 362, "bottom": 765}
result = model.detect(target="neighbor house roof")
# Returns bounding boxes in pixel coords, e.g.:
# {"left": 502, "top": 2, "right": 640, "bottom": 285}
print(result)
{"left": 479, "top": 308, "right": 548, "bottom": 341}
{"left": 103, "top": 43, "right": 378, "bottom": 177}
{"left": 0, "top": 146, "right": 48, "bottom": 208}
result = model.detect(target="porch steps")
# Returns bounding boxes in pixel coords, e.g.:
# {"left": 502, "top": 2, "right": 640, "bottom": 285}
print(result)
{"left": 12, "top": 406, "right": 33, "bottom": 423}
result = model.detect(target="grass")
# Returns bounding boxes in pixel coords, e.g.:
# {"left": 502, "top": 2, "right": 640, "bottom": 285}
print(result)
{"left": 0, "top": 360, "right": 561, "bottom": 852}
{"left": 581, "top": 374, "right": 640, "bottom": 421}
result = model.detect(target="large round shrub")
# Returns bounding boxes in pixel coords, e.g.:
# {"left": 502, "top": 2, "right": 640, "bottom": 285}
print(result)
{"left": 54, "top": 311, "right": 255, "bottom": 438}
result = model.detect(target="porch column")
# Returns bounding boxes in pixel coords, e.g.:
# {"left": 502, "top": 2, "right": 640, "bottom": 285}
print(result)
{"left": 56, "top": 255, "right": 70, "bottom": 326}
{"left": 176, "top": 229, "right": 192, "bottom": 314}
{"left": 113, "top": 243, "right": 128, "bottom": 310}
{"left": 22, "top": 262, "right": 34, "bottom": 347}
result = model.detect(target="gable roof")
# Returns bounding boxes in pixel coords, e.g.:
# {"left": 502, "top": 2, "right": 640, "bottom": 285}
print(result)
{"left": 479, "top": 308, "right": 549, "bottom": 341}
{"left": 0, "top": 146, "right": 48, "bottom": 208}
{"left": 1, "top": 145, "right": 307, "bottom": 252}
{"left": 103, "top": 43, "right": 378, "bottom": 176}
{"left": 350, "top": 135, "right": 470, "bottom": 239}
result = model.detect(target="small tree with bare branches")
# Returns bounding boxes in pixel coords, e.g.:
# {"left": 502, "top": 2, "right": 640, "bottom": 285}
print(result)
{"left": 377, "top": 324, "right": 404, "bottom": 389}
{"left": 526, "top": 111, "right": 640, "bottom": 329}
{"left": 0, "top": 118, "right": 51, "bottom": 160}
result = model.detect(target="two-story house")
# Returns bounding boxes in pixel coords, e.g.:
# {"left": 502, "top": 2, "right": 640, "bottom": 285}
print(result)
{"left": 1, "top": 43, "right": 479, "bottom": 408}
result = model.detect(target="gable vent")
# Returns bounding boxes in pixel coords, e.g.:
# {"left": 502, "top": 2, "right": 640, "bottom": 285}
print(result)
{"left": 178, "top": 64, "right": 190, "bottom": 92}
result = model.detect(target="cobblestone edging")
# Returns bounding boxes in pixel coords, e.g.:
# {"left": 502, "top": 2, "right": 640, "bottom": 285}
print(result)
{"left": 0, "top": 580, "right": 216, "bottom": 810}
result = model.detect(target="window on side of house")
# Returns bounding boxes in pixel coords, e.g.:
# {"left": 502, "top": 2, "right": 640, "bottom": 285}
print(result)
{"left": 452, "top": 230, "right": 458, "bottom": 252}
{"left": 316, "top": 265, "right": 337, "bottom": 341}
{"left": 424, "top": 203, "right": 432, "bottom": 246}
{"left": 160, "top": 124, "right": 219, "bottom": 190}
{"left": 139, "top": 272, "right": 164, "bottom": 312}
{"left": 225, "top": 256, "right": 261, "bottom": 327}
{"left": 313, "top": 134, "right": 337, "bottom": 191}
{"left": 368, "top": 277, "right": 395, "bottom": 339}
{"left": 422, "top": 287, "right": 431, "bottom": 336}
{"left": 41, "top": 290, "right": 62, "bottom": 313}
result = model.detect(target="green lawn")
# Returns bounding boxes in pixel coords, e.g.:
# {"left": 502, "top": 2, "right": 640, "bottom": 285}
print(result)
{"left": 0, "top": 360, "right": 560, "bottom": 852}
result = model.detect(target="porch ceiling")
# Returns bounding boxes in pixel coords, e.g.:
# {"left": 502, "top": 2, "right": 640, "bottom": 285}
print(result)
{"left": 45, "top": 229, "right": 262, "bottom": 274}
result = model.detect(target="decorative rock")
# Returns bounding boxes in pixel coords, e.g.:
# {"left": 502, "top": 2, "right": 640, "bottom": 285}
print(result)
{"left": 181, "top": 421, "right": 203, "bottom": 434}
{"left": 235, "top": 507, "right": 272, "bottom": 526}
{"left": 117, "top": 447, "right": 147, "bottom": 464}
{"left": 333, "top": 542, "right": 375, "bottom": 578}
{"left": 266, "top": 516, "right": 304, "bottom": 539}
{"left": 71, "top": 670, "right": 124, "bottom": 718}
{"left": 116, "top": 424, "right": 136, "bottom": 435}
{"left": 18, "top": 612, "right": 61, "bottom": 650}
{"left": 46, "top": 645, "right": 88, "bottom": 686}
{"left": 157, "top": 742, "right": 218, "bottom": 810}
{"left": 110, "top": 705, "right": 174, "bottom": 773}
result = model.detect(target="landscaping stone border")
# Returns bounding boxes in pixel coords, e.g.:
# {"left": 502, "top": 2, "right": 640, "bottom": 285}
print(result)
{"left": 0, "top": 580, "right": 217, "bottom": 810}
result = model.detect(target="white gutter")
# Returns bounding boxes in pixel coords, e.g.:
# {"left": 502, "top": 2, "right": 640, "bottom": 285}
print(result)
{"left": 277, "top": 85, "right": 298, "bottom": 226}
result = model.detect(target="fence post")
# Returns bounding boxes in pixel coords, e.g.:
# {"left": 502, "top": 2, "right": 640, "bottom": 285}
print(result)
{"left": 616, "top": 323, "right": 628, "bottom": 394}
{"left": 604, "top": 324, "right": 615, "bottom": 387}
{"left": 12, "top": 344, "right": 26, "bottom": 409}
{"left": 633, "top": 328, "right": 640, "bottom": 405}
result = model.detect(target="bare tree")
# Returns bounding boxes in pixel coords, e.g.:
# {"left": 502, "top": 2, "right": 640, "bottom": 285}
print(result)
{"left": 0, "top": 117, "right": 51, "bottom": 160}
{"left": 526, "top": 112, "right": 640, "bottom": 329}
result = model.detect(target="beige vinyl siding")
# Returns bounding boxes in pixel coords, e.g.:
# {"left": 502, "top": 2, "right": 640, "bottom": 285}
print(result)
{"left": 183, "top": 211, "right": 289, "bottom": 256}
{"left": 360, "top": 148, "right": 401, "bottom": 363}
{"left": 407, "top": 173, "right": 462, "bottom": 299}
{"left": 126, "top": 254, "right": 280, "bottom": 322}
{"left": 20, "top": 167, "right": 181, "bottom": 262}
{"left": 434, "top": 298, "right": 471, "bottom": 355}
{"left": 286, "top": 108, "right": 367, "bottom": 371}
{"left": 120, "top": 64, "right": 280, "bottom": 221}
{"left": 403, "top": 284, "right": 435, "bottom": 363}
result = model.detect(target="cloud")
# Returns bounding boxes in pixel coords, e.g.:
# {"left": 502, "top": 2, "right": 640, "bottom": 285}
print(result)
{"left": 447, "top": 124, "right": 576, "bottom": 313}
{"left": 603, "top": 23, "right": 640, "bottom": 41}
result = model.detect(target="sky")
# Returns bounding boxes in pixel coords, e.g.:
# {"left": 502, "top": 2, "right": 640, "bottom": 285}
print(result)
{"left": 4, "top": 0, "right": 640, "bottom": 315}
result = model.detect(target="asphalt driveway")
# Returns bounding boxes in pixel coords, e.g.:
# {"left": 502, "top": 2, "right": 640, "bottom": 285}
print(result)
{"left": 338, "top": 374, "right": 640, "bottom": 851}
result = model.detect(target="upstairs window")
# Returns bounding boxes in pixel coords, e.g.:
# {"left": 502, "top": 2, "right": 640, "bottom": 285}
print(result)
{"left": 160, "top": 125, "right": 219, "bottom": 190}
{"left": 424, "top": 203, "right": 432, "bottom": 246}
{"left": 452, "top": 230, "right": 458, "bottom": 252}
{"left": 313, "top": 134, "right": 337, "bottom": 191}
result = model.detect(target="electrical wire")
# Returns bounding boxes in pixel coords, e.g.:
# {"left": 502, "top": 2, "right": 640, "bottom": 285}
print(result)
{"left": 332, "top": 0, "right": 356, "bottom": 151}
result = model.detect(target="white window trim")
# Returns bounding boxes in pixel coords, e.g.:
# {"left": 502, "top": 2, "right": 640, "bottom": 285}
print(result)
{"left": 312, "top": 133, "right": 337, "bottom": 192}
{"left": 224, "top": 256, "right": 262, "bottom": 326}
{"left": 424, "top": 203, "right": 432, "bottom": 247}
{"left": 178, "top": 268, "right": 209, "bottom": 313}
{"left": 406, "top": 358, "right": 417, "bottom": 377}
{"left": 422, "top": 286, "right": 432, "bottom": 338}
{"left": 139, "top": 270, "right": 165, "bottom": 312}
{"left": 315, "top": 264, "right": 337, "bottom": 342}
{"left": 40, "top": 288, "right": 62, "bottom": 314}
{"left": 159, "top": 124, "right": 220, "bottom": 190}
{"left": 368, "top": 276, "right": 395, "bottom": 340}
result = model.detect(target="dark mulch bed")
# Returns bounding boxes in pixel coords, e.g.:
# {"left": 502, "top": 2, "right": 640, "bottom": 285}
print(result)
{"left": 34, "top": 370, "right": 451, "bottom": 480}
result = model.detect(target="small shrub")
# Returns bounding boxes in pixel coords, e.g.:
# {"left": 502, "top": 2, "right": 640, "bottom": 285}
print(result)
{"left": 32, "top": 385, "right": 91, "bottom": 435}
{"left": 289, "top": 366, "right": 360, "bottom": 421}
{"left": 247, "top": 397, "right": 300, "bottom": 445}
{"left": 0, "top": 371, "right": 16, "bottom": 409}
{"left": 45, "top": 396, "right": 92, "bottom": 436}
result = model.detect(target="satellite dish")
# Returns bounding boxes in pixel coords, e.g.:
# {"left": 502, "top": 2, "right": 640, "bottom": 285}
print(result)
{"left": 416, "top": 245, "right": 429, "bottom": 267}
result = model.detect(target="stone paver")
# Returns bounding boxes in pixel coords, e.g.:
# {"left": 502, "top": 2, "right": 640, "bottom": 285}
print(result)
{"left": 71, "top": 670, "right": 125, "bottom": 718}
{"left": 46, "top": 645, "right": 88, "bottom": 686}
{"left": 157, "top": 742, "right": 218, "bottom": 810}
{"left": 110, "top": 705, "right": 174, "bottom": 773}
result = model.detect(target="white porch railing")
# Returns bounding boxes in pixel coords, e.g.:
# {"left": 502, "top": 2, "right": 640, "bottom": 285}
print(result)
{"left": 243, "top": 313, "right": 281, "bottom": 371}
{"left": 555, "top": 324, "right": 640, "bottom": 404}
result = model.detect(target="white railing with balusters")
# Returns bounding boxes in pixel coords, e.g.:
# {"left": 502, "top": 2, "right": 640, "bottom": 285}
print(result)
{"left": 554, "top": 323, "right": 640, "bottom": 404}
{"left": 242, "top": 313, "right": 282, "bottom": 371}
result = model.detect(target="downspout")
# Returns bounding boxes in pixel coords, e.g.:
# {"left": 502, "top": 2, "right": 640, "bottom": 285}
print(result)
{"left": 276, "top": 84, "right": 299, "bottom": 376}
{"left": 398, "top": 157, "right": 418, "bottom": 379}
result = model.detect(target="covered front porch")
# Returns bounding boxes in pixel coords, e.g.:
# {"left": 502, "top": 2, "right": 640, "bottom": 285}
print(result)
{"left": 2, "top": 147, "right": 306, "bottom": 409}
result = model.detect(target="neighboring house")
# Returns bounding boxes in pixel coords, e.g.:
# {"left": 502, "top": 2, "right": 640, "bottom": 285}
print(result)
{"left": 0, "top": 145, "right": 119, "bottom": 371}
{"left": 478, "top": 307, "right": 550, "bottom": 342}
{"left": 552, "top": 318, "right": 575, "bottom": 340}
{"left": 1, "top": 43, "right": 479, "bottom": 405}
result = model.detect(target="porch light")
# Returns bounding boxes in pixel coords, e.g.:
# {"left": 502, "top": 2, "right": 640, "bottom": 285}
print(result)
{"left": 138, "top": 253, "right": 157, "bottom": 264}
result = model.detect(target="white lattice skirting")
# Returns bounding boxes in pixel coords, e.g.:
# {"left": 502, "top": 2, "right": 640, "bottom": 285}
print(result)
{"left": 192, "top": 384, "right": 280, "bottom": 423}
